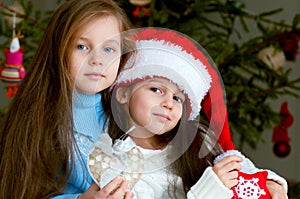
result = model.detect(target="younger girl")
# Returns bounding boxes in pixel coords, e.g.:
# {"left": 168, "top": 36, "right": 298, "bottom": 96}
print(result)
{"left": 88, "top": 28, "right": 288, "bottom": 198}
{"left": 0, "top": 0, "right": 135, "bottom": 198}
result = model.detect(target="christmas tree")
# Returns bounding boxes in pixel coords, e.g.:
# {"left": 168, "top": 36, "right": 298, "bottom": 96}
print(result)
{"left": 0, "top": 0, "right": 299, "bottom": 150}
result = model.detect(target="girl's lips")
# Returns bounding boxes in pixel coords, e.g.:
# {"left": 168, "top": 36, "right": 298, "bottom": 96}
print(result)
{"left": 153, "top": 113, "right": 171, "bottom": 121}
{"left": 85, "top": 73, "right": 105, "bottom": 80}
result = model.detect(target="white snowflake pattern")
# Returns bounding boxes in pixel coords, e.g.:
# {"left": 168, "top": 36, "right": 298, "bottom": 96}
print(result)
{"left": 234, "top": 176, "right": 266, "bottom": 199}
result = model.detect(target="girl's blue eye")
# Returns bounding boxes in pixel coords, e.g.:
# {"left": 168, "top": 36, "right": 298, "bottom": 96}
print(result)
{"left": 77, "top": 44, "right": 87, "bottom": 50}
{"left": 104, "top": 47, "right": 114, "bottom": 53}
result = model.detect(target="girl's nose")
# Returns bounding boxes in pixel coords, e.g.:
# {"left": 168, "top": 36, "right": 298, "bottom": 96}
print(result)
{"left": 89, "top": 51, "right": 103, "bottom": 67}
{"left": 161, "top": 94, "right": 174, "bottom": 110}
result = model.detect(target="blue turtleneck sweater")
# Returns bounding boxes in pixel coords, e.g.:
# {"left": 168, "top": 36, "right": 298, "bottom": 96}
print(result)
{"left": 53, "top": 92, "right": 105, "bottom": 199}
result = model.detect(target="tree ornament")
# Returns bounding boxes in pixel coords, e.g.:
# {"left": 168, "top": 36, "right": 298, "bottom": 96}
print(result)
{"left": 257, "top": 46, "right": 286, "bottom": 71}
{"left": 88, "top": 133, "right": 143, "bottom": 191}
{"left": 0, "top": 35, "right": 26, "bottom": 98}
{"left": 273, "top": 141, "right": 291, "bottom": 158}
{"left": 277, "top": 31, "right": 300, "bottom": 61}
{"left": 129, "top": 0, "right": 151, "bottom": 18}
{"left": 272, "top": 101, "right": 294, "bottom": 158}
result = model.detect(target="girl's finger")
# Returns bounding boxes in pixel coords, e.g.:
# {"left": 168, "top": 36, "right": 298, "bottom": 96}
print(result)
{"left": 110, "top": 180, "right": 129, "bottom": 197}
{"left": 227, "top": 170, "right": 239, "bottom": 180}
{"left": 124, "top": 191, "right": 134, "bottom": 199}
{"left": 101, "top": 176, "right": 122, "bottom": 196}
{"left": 223, "top": 161, "right": 242, "bottom": 173}
{"left": 215, "top": 155, "right": 243, "bottom": 168}
{"left": 215, "top": 169, "right": 239, "bottom": 181}
{"left": 214, "top": 156, "right": 242, "bottom": 176}
{"left": 219, "top": 170, "right": 239, "bottom": 189}
{"left": 223, "top": 178, "right": 239, "bottom": 189}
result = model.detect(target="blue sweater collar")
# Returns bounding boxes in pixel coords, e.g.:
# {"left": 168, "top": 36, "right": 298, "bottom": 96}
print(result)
{"left": 72, "top": 92, "right": 104, "bottom": 141}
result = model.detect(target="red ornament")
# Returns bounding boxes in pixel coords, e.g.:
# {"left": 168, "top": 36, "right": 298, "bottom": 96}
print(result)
{"left": 273, "top": 141, "right": 291, "bottom": 158}
{"left": 129, "top": 0, "right": 151, "bottom": 17}
{"left": 272, "top": 101, "right": 294, "bottom": 157}
{"left": 277, "top": 31, "right": 300, "bottom": 61}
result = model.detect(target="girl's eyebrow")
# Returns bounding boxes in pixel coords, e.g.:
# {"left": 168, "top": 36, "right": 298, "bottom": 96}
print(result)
{"left": 147, "top": 79, "right": 164, "bottom": 84}
{"left": 78, "top": 35, "right": 88, "bottom": 40}
{"left": 148, "top": 79, "right": 174, "bottom": 86}
{"left": 78, "top": 36, "right": 120, "bottom": 47}
{"left": 102, "top": 39, "right": 121, "bottom": 47}
{"left": 77, "top": 36, "right": 89, "bottom": 44}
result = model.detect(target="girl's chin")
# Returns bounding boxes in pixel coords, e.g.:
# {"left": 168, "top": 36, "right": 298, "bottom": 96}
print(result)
{"left": 131, "top": 127, "right": 167, "bottom": 138}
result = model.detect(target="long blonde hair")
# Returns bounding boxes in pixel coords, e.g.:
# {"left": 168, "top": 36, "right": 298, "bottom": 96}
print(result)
{"left": 0, "top": 0, "right": 134, "bottom": 198}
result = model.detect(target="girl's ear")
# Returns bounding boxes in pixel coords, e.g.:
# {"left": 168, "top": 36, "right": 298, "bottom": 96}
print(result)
{"left": 116, "top": 87, "right": 130, "bottom": 104}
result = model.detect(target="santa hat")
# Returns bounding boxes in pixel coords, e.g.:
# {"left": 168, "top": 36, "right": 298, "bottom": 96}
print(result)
{"left": 113, "top": 27, "right": 235, "bottom": 151}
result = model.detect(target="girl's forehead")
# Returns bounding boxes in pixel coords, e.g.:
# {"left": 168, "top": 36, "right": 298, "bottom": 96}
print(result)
{"left": 145, "top": 77, "right": 174, "bottom": 84}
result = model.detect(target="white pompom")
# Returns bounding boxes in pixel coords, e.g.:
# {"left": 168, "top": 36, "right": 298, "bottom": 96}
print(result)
{"left": 10, "top": 37, "right": 20, "bottom": 53}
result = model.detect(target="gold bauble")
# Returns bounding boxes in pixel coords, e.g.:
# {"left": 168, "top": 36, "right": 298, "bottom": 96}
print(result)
{"left": 257, "top": 46, "right": 286, "bottom": 71}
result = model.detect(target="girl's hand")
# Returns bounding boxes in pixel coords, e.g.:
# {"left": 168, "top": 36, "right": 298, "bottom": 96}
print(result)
{"left": 78, "top": 176, "right": 134, "bottom": 199}
{"left": 212, "top": 155, "right": 242, "bottom": 189}
{"left": 266, "top": 180, "right": 288, "bottom": 199}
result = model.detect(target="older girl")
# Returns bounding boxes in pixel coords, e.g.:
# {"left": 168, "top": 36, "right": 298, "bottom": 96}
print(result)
{"left": 0, "top": 0, "right": 135, "bottom": 198}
